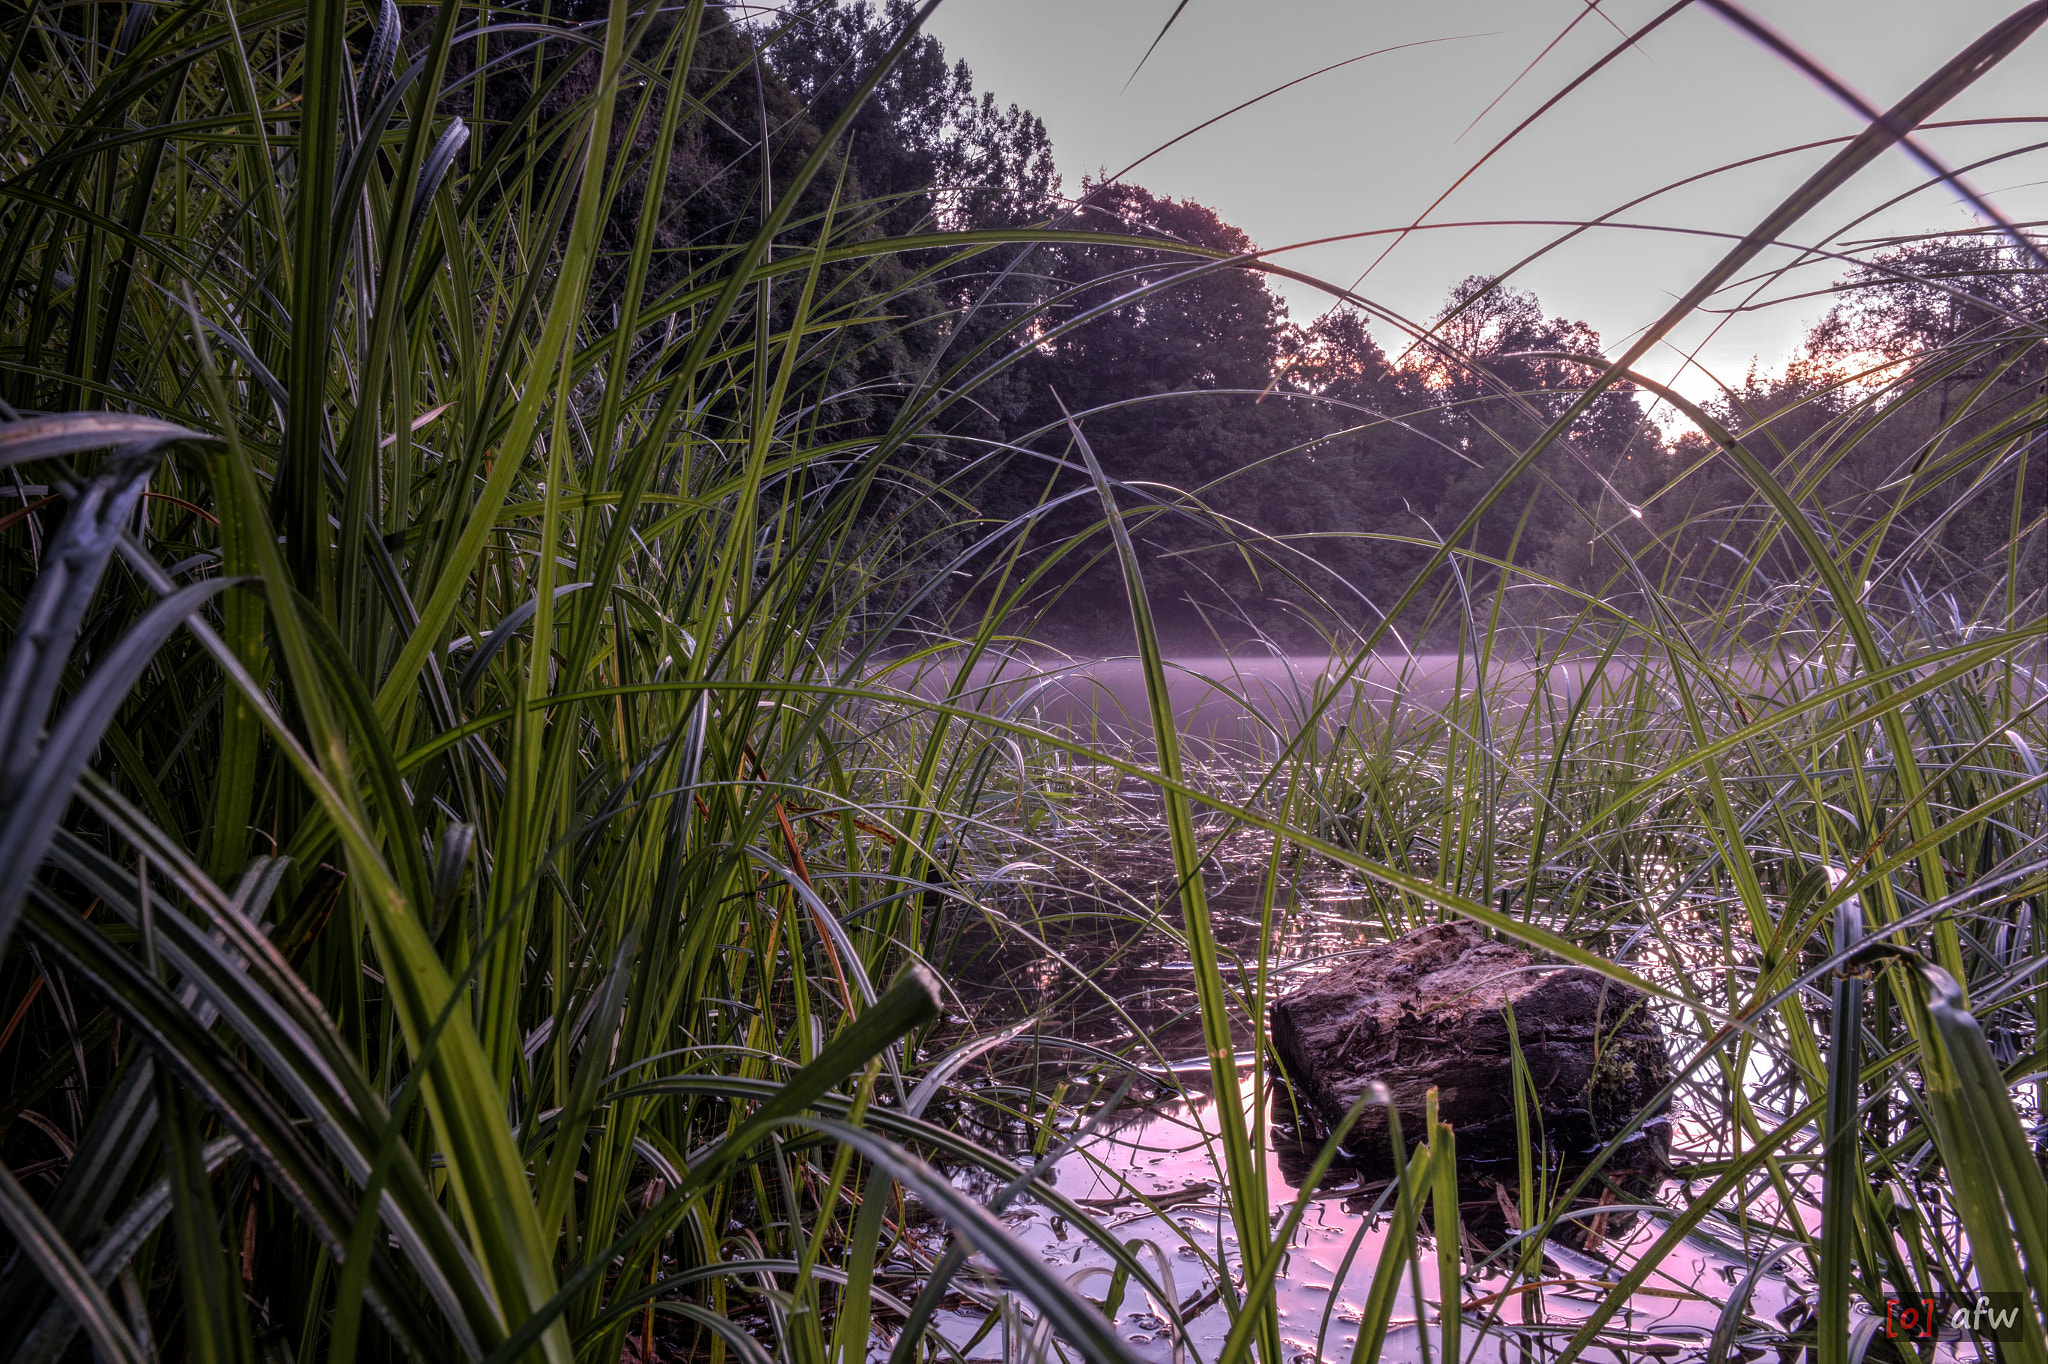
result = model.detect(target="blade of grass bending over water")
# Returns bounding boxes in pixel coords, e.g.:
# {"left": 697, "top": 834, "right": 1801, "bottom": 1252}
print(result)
{"left": 1188, "top": 1, "right": 2048, "bottom": 847}
{"left": 1573, "top": 359, "right": 1976, "bottom": 977}
{"left": 1214, "top": 1088, "right": 1380, "bottom": 1364}
{"left": 1350, "top": 1092, "right": 1431, "bottom": 1364}
{"left": 1066, "top": 402, "right": 1280, "bottom": 1364}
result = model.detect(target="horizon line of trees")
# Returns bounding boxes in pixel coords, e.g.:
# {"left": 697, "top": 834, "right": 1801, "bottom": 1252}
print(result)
{"left": 558, "top": 0, "right": 2048, "bottom": 648}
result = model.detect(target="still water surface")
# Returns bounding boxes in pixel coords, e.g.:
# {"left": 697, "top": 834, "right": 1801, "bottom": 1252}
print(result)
{"left": 903, "top": 653, "right": 1978, "bottom": 1363}
{"left": 929, "top": 1073, "right": 1803, "bottom": 1363}
{"left": 905, "top": 652, "right": 1588, "bottom": 755}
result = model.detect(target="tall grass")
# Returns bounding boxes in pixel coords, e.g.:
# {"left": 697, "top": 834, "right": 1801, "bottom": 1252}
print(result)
{"left": 0, "top": 3, "right": 1187, "bottom": 1360}
{"left": 3, "top": 1, "right": 2048, "bottom": 1363}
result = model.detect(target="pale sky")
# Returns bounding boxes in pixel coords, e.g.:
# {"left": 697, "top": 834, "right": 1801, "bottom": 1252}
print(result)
{"left": 922, "top": 0, "right": 2048, "bottom": 406}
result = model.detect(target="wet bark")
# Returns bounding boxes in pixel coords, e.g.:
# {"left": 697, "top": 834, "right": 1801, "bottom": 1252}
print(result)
{"left": 1270, "top": 921, "right": 1672, "bottom": 1168}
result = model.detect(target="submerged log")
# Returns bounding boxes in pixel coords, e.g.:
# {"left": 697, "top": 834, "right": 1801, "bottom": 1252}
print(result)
{"left": 1269, "top": 920, "right": 1672, "bottom": 1167}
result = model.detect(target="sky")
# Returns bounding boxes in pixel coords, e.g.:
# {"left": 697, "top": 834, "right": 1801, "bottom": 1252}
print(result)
{"left": 919, "top": 0, "right": 2048, "bottom": 406}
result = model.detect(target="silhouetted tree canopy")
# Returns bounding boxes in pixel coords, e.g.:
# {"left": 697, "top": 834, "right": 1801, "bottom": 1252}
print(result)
{"left": 513, "top": 2, "right": 2040, "bottom": 646}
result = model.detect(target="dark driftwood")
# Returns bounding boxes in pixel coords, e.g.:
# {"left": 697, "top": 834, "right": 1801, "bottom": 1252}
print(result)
{"left": 1269, "top": 921, "right": 1671, "bottom": 1166}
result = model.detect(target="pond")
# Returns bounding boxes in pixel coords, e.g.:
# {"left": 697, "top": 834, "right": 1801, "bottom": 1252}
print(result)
{"left": 893, "top": 658, "right": 1999, "bottom": 1364}
{"left": 924, "top": 1071, "right": 1810, "bottom": 1363}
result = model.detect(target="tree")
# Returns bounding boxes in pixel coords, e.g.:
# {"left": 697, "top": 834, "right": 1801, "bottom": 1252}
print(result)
{"left": 1396, "top": 280, "right": 1661, "bottom": 614}
{"left": 1708, "top": 236, "right": 2048, "bottom": 611}
{"left": 772, "top": 0, "right": 1060, "bottom": 236}
{"left": 1808, "top": 235, "right": 2048, "bottom": 379}
{"left": 962, "top": 181, "right": 1312, "bottom": 641}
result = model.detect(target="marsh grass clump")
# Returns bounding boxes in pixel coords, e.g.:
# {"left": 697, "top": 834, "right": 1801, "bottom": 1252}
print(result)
{"left": 1, "top": 2, "right": 2047, "bottom": 1363}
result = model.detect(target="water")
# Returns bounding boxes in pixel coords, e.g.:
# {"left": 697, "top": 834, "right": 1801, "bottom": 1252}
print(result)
{"left": 903, "top": 652, "right": 1990, "bottom": 1363}
{"left": 915, "top": 813, "right": 1787, "bottom": 1360}
{"left": 922, "top": 1074, "right": 1803, "bottom": 1363}
{"left": 901, "top": 652, "right": 1591, "bottom": 756}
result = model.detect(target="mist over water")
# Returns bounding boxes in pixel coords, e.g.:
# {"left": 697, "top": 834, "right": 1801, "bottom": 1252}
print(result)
{"left": 906, "top": 653, "right": 1593, "bottom": 757}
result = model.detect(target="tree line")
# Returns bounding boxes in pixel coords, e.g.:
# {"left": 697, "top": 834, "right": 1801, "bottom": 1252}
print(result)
{"left": 557, "top": 0, "right": 2045, "bottom": 650}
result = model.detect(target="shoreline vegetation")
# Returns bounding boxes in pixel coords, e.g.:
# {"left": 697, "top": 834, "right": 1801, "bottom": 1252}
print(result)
{"left": 0, "top": 2, "right": 2044, "bottom": 1362}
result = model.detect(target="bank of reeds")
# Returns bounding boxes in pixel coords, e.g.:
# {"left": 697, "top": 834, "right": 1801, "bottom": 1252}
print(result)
{"left": 2, "top": 2, "right": 2046, "bottom": 1362}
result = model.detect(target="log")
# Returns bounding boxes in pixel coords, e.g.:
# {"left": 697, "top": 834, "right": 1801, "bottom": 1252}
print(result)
{"left": 1269, "top": 921, "right": 1671, "bottom": 1166}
